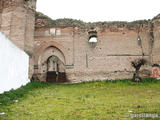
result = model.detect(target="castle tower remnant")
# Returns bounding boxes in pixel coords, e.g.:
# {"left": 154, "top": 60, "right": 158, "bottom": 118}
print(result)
{"left": 0, "top": 0, "right": 37, "bottom": 79}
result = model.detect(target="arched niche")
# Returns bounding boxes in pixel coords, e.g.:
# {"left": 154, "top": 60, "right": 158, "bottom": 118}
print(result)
{"left": 39, "top": 46, "right": 65, "bottom": 73}
{"left": 34, "top": 41, "right": 69, "bottom": 67}
{"left": 35, "top": 45, "right": 67, "bottom": 82}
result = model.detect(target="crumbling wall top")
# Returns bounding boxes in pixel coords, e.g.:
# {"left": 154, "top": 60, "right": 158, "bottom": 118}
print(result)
{"left": 1, "top": 0, "right": 36, "bottom": 11}
{"left": 35, "top": 12, "right": 154, "bottom": 32}
{"left": 24, "top": 0, "right": 36, "bottom": 11}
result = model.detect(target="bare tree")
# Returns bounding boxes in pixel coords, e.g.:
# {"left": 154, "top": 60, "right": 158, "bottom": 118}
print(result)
{"left": 131, "top": 58, "right": 147, "bottom": 82}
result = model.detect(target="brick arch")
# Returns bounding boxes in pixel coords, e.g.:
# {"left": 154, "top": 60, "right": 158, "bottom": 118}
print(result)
{"left": 35, "top": 41, "right": 68, "bottom": 65}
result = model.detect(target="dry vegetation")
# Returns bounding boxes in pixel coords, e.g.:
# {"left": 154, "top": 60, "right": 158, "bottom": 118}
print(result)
{"left": 35, "top": 12, "right": 152, "bottom": 31}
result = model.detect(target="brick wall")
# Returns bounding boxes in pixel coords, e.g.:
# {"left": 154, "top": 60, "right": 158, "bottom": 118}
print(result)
{"left": 0, "top": 0, "right": 36, "bottom": 79}
{"left": 34, "top": 25, "right": 151, "bottom": 82}
{"left": 152, "top": 19, "right": 160, "bottom": 64}
{"left": 0, "top": 0, "right": 2, "bottom": 28}
{"left": 1, "top": 1, "right": 159, "bottom": 83}
{"left": 72, "top": 28, "right": 150, "bottom": 82}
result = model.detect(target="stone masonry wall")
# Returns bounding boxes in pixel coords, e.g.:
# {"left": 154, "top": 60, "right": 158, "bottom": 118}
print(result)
{"left": 1, "top": 0, "right": 35, "bottom": 53}
{"left": 34, "top": 27, "right": 74, "bottom": 81}
{"left": 1, "top": 1, "right": 160, "bottom": 83}
{"left": 34, "top": 11, "right": 158, "bottom": 83}
{"left": 152, "top": 18, "right": 160, "bottom": 64}
{"left": 72, "top": 28, "right": 150, "bottom": 83}
{"left": 34, "top": 24, "right": 151, "bottom": 83}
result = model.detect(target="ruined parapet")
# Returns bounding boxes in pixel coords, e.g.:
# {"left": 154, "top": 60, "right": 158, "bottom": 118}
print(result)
{"left": 24, "top": 0, "right": 36, "bottom": 11}
{"left": 35, "top": 12, "right": 88, "bottom": 31}
{"left": 152, "top": 14, "right": 160, "bottom": 23}
{"left": 1, "top": 0, "right": 36, "bottom": 10}
{"left": 35, "top": 12, "right": 151, "bottom": 33}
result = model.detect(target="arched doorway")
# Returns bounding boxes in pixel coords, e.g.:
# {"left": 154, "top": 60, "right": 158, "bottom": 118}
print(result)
{"left": 37, "top": 46, "right": 67, "bottom": 82}
{"left": 46, "top": 55, "right": 66, "bottom": 82}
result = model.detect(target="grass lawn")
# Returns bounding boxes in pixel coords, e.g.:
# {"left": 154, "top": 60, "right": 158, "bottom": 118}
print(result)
{"left": 0, "top": 78, "right": 160, "bottom": 120}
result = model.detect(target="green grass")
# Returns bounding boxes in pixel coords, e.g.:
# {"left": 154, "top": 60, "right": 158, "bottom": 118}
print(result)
{"left": 0, "top": 78, "right": 160, "bottom": 120}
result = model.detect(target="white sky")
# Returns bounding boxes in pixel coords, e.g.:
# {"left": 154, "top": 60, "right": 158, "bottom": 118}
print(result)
{"left": 36, "top": 0, "right": 160, "bottom": 22}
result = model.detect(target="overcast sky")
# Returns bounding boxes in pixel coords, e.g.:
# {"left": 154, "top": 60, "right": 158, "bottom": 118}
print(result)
{"left": 36, "top": 0, "right": 160, "bottom": 22}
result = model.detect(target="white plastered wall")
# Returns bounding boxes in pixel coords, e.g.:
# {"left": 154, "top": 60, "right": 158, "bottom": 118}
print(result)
{"left": 0, "top": 32, "right": 29, "bottom": 94}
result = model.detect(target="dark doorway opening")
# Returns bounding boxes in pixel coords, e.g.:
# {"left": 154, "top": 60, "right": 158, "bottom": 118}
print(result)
{"left": 46, "top": 72, "right": 67, "bottom": 83}
{"left": 46, "top": 56, "right": 67, "bottom": 83}
{"left": 46, "top": 71, "right": 57, "bottom": 82}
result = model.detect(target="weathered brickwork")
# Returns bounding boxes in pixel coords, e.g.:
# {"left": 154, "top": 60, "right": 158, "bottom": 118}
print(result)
{"left": 34, "top": 15, "right": 155, "bottom": 83}
{"left": 0, "top": 0, "right": 2, "bottom": 28}
{"left": 1, "top": 0, "right": 160, "bottom": 83}
{"left": 152, "top": 17, "right": 160, "bottom": 64}
{"left": 0, "top": 0, "right": 36, "bottom": 79}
